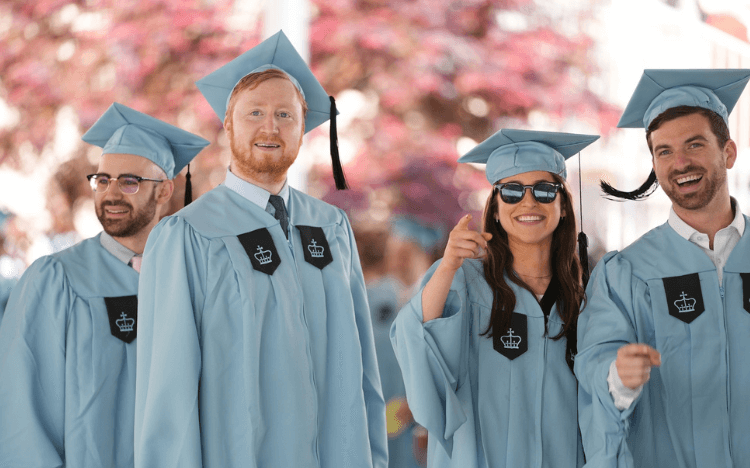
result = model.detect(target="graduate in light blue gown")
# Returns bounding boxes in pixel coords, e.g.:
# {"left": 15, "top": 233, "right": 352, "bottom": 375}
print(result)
{"left": 0, "top": 209, "right": 18, "bottom": 325}
{"left": 0, "top": 103, "right": 208, "bottom": 467}
{"left": 575, "top": 69, "right": 750, "bottom": 468}
{"left": 134, "top": 31, "right": 387, "bottom": 468}
{"left": 391, "top": 129, "right": 599, "bottom": 468}
{"left": 364, "top": 218, "right": 443, "bottom": 468}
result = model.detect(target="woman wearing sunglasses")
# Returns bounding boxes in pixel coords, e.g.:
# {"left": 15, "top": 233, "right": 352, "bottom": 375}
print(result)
{"left": 391, "top": 129, "right": 598, "bottom": 467}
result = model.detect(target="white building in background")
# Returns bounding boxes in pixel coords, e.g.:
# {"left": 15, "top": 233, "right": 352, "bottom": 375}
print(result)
{"left": 583, "top": 0, "right": 750, "bottom": 253}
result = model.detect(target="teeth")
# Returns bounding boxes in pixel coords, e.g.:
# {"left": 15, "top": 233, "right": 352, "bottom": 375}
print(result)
{"left": 517, "top": 215, "right": 543, "bottom": 222}
{"left": 676, "top": 174, "right": 701, "bottom": 185}
{"left": 256, "top": 143, "right": 280, "bottom": 148}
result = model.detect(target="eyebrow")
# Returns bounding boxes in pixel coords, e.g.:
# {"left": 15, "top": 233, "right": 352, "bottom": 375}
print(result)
{"left": 93, "top": 173, "right": 141, "bottom": 179}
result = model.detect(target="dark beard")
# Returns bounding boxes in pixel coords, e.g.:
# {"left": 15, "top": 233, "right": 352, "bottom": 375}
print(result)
{"left": 96, "top": 191, "right": 157, "bottom": 238}
{"left": 662, "top": 164, "right": 726, "bottom": 211}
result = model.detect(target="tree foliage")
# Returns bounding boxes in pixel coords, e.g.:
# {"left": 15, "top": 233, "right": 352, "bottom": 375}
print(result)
{"left": 0, "top": 0, "right": 619, "bottom": 236}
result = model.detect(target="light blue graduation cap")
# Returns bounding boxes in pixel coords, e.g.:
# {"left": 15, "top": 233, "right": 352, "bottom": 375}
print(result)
{"left": 82, "top": 103, "right": 209, "bottom": 205}
{"left": 458, "top": 129, "right": 599, "bottom": 184}
{"left": 82, "top": 103, "right": 209, "bottom": 179}
{"left": 196, "top": 30, "right": 348, "bottom": 190}
{"left": 604, "top": 69, "right": 750, "bottom": 201}
{"left": 0, "top": 209, "right": 13, "bottom": 232}
{"left": 390, "top": 217, "right": 444, "bottom": 252}
{"left": 618, "top": 69, "right": 750, "bottom": 129}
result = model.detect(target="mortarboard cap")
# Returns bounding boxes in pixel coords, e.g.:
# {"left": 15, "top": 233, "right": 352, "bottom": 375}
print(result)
{"left": 82, "top": 103, "right": 209, "bottom": 180}
{"left": 0, "top": 209, "right": 13, "bottom": 231}
{"left": 390, "top": 217, "right": 444, "bottom": 252}
{"left": 196, "top": 30, "right": 348, "bottom": 190}
{"left": 618, "top": 69, "right": 750, "bottom": 129}
{"left": 458, "top": 129, "right": 599, "bottom": 184}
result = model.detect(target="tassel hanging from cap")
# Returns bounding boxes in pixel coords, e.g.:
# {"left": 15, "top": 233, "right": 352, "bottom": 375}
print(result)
{"left": 578, "top": 232, "right": 590, "bottom": 287}
{"left": 329, "top": 96, "right": 348, "bottom": 190}
{"left": 600, "top": 169, "right": 659, "bottom": 201}
{"left": 184, "top": 164, "right": 193, "bottom": 206}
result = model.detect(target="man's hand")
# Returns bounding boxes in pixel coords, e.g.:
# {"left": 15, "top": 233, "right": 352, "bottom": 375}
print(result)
{"left": 615, "top": 344, "right": 661, "bottom": 389}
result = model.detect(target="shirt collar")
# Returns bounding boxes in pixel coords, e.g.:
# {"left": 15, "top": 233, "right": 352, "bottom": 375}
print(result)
{"left": 668, "top": 197, "right": 745, "bottom": 241}
{"left": 99, "top": 231, "right": 137, "bottom": 265}
{"left": 223, "top": 167, "right": 289, "bottom": 210}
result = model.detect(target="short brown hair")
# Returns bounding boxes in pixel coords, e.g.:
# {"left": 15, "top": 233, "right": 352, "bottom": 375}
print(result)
{"left": 646, "top": 105, "right": 730, "bottom": 153}
{"left": 224, "top": 68, "right": 308, "bottom": 126}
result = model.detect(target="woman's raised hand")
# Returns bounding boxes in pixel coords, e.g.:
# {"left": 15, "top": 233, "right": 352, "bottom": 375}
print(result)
{"left": 440, "top": 214, "right": 493, "bottom": 273}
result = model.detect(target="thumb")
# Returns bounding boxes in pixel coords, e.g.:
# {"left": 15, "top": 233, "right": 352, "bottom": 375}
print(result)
{"left": 647, "top": 347, "right": 661, "bottom": 366}
{"left": 481, "top": 232, "right": 493, "bottom": 241}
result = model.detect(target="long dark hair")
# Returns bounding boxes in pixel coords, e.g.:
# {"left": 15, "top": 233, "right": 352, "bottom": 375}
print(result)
{"left": 479, "top": 173, "right": 585, "bottom": 371}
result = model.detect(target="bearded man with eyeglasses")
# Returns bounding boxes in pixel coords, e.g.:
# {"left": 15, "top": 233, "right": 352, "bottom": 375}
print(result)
{"left": 0, "top": 103, "right": 208, "bottom": 468}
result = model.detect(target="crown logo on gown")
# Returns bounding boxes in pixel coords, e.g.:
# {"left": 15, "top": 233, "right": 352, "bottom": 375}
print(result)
{"left": 500, "top": 328, "right": 522, "bottom": 349}
{"left": 307, "top": 239, "right": 325, "bottom": 258}
{"left": 254, "top": 245, "right": 273, "bottom": 265}
{"left": 674, "top": 291, "right": 696, "bottom": 313}
{"left": 116, "top": 312, "right": 135, "bottom": 333}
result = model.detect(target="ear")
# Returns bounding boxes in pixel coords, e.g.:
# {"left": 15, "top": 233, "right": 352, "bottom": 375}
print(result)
{"left": 156, "top": 179, "right": 174, "bottom": 205}
{"left": 223, "top": 111, "right": 232, "bottom": 134}
{"left": 724, "top": 138, "right": 738, "bottom": 170}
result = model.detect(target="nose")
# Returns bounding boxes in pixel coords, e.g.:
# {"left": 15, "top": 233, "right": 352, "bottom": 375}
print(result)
{"left": 519, "top": 187, "right": 536, "bottom": 205}
{"left": 672, "top": 148, "right": 692, "bottom": 169}
{"left": 261, "top": 113, "right": 279, "bottom": 133}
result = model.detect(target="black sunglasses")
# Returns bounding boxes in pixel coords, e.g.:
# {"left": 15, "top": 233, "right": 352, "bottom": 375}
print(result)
{"left": 494, "top": 182, "right": 562, "bottom": 204}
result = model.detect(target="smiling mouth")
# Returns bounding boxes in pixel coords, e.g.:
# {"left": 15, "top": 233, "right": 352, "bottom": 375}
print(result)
{"left": 675, "top": 174, "right": 702, "bottom": 187}
{"left": 255, "top": 143, "right": 281, "bottom": 148}
{"left": 105, "top": 208, "right": 129, "bottom": 214}
{"left": 516, "top": 215, "right": 544, "bottom": 222}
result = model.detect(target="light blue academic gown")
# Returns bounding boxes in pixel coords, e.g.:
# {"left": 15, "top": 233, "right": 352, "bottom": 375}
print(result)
{"left": 0, "top": 275, "right": 16, "bottom": 325}
{"left": 0, "top": 234, "right": 139, "bottom": 467}
{"left": 390, "top": 259, "right": 582, "bottom": 468}
{"left": 368, "top": 276, "right": 420, "bottom": 468}
{"left": 575, "top": 220, "right": 750, "bottom": 468}
{"left": 134, "top": 184, "right": 387, "bottom": 468}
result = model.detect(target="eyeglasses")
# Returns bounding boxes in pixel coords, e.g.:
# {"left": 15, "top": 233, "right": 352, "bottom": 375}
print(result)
{"left": 86, "top": 174, "right": 166, "bottom": 195}
{"left": 494, "top": 182, "right": 562, "bottom": 204}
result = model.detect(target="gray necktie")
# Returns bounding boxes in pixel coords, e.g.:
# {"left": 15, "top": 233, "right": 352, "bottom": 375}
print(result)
{"left": 268, "top": 195, "right": 289, "bottom": 239}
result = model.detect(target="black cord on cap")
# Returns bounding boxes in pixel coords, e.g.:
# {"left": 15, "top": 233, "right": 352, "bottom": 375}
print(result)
{"left": 577, "top": 153, "right": 590, "bottom": 286}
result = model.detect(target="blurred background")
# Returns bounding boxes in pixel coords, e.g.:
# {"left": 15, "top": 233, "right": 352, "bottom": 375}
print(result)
{"left": 2, "top": 0, "right": 750, "bottom": 465}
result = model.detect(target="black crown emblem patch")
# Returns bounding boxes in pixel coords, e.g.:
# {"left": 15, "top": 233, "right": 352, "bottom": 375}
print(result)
{"left": 104, "top": 295, "right": 138, "bottom": 343}
{"left": 296, "top": 226, "right": 333, "bottom": 269}
{"left": 238, "top": 228, "right": 281, "bottom": 275}
{"left": 494, "top": 312, "right": 528, "bottom": 360}
{"left": 663, "top": 273, "right": 705, "bottom": 324}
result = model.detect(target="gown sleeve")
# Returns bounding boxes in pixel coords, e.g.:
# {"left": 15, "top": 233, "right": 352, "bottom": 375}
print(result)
{"left": 343, "top": 214, "right": 389, "bottom": 468}
{"left": 134, "top": 217, "right": 208, "bottom": 468}
{"left": 574, "top": 251, "right": 646, "bottom": 468}
{"left": 0, "top": 258, "right": 68, "bottom": 467}
{"left": 389, "top": 260, "right": 471, "bottom": 456}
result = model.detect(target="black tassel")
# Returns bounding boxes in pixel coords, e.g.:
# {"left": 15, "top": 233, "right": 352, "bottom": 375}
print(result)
{"left": 578, "top": 231, "right": 590, "bottom": 287}
{"left": 600, "top": 169, "right": 658, "bottom": 201}
{"left": 184, "top": 164, "right": 193, "bottom": 206}
{"left": 329, "top": 96, "right": 348, "bottom": 190}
